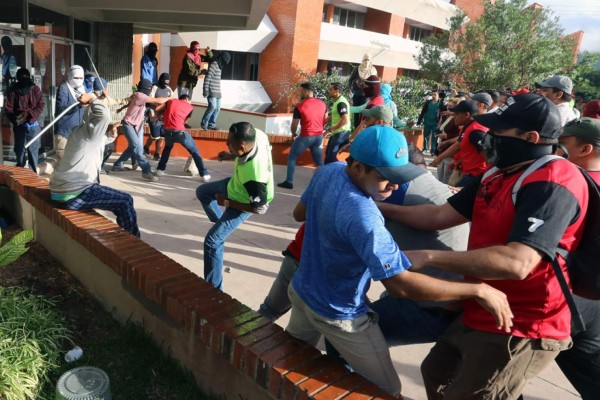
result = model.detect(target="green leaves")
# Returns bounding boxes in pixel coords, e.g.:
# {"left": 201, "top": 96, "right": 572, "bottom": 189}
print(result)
{"left": 416, "top": 0, "right": 577, "bottom": 90}
{"left": 0, "top": 229, "right": 33, "bottom": 267}
{"left": 0, "top": 287, "right": 68, "bottom": 400}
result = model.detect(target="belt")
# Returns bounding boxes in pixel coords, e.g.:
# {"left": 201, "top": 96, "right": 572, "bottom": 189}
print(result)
{"left": 165, "top": 129, "right": 184, "bottom": 134}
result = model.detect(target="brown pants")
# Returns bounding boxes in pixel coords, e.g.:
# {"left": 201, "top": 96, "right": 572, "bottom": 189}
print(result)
{"left": 421, "top": 319, "right": 571, "bottom": 400}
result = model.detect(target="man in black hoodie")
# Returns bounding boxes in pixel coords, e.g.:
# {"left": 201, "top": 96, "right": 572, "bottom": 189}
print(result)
{"left": 201, "top": 51, "right": 231, "bottom": 130}
{"left": 4, "top": 68, "right": 44, "bottom": 173}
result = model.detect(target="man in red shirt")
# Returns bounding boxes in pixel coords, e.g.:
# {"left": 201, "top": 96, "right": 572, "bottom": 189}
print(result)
{"left": 379, "top": 94, "right": 588, "bottom": 399}
{"left": 277, "top": 82, "right": 327, "bottom": 190}
{"left": 155, "top": 94, "right": 211, "bottom": 182}
{"left": 431, "top": 100, "right": 488, "bottom": 187}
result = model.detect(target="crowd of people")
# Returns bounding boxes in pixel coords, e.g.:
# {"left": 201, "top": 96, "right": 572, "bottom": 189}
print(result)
{"left": 3, "top": 39, "right": 600, "bottom": 399}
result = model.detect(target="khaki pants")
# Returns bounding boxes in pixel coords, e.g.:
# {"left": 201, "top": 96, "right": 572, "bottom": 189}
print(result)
{"left": 447, "top": 169, "right": 463, "bottom": 187}
{"left": 286, "top": 285, "right": 401, "bottom": 397}
{"left": 54, "top": 135, "right": 68, "bottom": 160}
{"left": 421, "top": 319, "right": 571, "bottom": 400}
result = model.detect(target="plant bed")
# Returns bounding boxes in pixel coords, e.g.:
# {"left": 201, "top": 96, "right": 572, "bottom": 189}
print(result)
{"left": 0, "top": 224, "right": 216, "bottom": 400}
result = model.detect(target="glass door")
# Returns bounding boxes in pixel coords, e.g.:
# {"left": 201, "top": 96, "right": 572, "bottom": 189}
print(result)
{"left": 30, "top": 39, "right": 72, "bottom": 155}
{"left": 1, "top": 29, "right": 27, "bottom": 162}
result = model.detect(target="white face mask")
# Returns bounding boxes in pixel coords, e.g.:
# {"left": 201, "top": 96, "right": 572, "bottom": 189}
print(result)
{"left": 68, "top": 66, "right": 85, "bottom": 89}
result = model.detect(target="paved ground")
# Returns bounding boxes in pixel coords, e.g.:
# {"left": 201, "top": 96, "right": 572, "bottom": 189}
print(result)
{"left": 85, "top": 154, "right": 579, "bottom": 400}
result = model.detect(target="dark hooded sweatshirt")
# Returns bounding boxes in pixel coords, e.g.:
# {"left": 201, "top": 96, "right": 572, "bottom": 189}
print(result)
{"left": 5, "top": 75, "right": 44, "bottom": 126}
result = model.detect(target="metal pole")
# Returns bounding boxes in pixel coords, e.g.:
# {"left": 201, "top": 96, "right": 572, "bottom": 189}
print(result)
{"left": 85, "top": 48, "right": 105, "bottom": 90}
{"left": 24, "top": 101, "right": 78, "bottom": 149}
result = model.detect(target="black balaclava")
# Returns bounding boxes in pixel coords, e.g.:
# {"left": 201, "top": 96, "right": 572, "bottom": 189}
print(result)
{"left": 158, "top": 73, "right": 170, "bottom": 89}
{"left": 146, "top": 42, "right": 158, "bottom": 58}
{"left": 482, "top": 133, "right": 553, "bottom": 169}
{"left": 14, "top": 67, "right": 34, "bottom": 95}
{"left": 137, "top": 79, "right": 153, "bottom": 96}
{"left": 217, "top": 52, "right": 231, "bottom": 69}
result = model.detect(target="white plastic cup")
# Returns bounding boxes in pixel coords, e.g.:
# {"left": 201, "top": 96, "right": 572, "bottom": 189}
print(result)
{"left": 64, "top": 346, "right": 83, "bottom": 363}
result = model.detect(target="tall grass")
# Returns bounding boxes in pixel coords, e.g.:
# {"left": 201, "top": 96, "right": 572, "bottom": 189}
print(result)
{"left": 0, "top": 287, "right": 68, "bottom": 400}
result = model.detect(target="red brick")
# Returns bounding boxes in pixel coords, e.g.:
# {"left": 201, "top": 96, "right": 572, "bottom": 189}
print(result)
{"left": 281, "top": 357, "right": 337, "bottom": 400}
{"left": 268, "top": 345, "right": 322, "bottom": 397}
{"left": 199, "top": 308, "right": 260, "bottom": 348}
{"left": 296, "top": 363, "right": 350, "bottom": 399}
{"left": 312, "top": 374, "right": 364, "bottom": 400}
{"left": 233, "top": 324, "right": 286, "bottom": 375}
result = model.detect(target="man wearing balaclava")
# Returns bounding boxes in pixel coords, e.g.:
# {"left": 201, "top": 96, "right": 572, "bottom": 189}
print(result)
{"left": 140, "top": 42, "right": 159, "bottom": 86}
{"left": 144, "top": 72, "right": 173, "bottom": 160}
{"left": 4, "top": 68, "right": 44, "bottom": 173}
{"left": 111, "top": 79, "right": 169, "bottom": 182}
{"left": 54, "top": 65, "right": 86, "bottom": 159}
{"left": 201, "top": 51, "right": 231, "bottom": 130}
{"left": 348, "top": 53, "right": 377, "bottom": 127}
{"left": 377, "top": 94, "right": 588, "bottom": 400}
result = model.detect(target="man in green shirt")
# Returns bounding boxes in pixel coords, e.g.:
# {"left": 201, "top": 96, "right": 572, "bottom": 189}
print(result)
{"left": 195, "top": 122, "right": 274, "bottom": 290}
{"left": 324, "top": 82, "right": 351, "bottom": 164}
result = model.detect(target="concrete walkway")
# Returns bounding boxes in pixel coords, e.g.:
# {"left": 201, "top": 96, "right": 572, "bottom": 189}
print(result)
{"left": 93, "top": 154, "right": 580, "bottom": 400}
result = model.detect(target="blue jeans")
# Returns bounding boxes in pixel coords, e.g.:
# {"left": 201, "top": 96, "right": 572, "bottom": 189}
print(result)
{"left": 114, "top": 122, "right": 152, "bottom": 173}
{"left": 456, "top": 173, "right": 481, "bottom": 188}
{"left": 13, "top": 124, "right": 41, "bottom": 173}
{"left": 325, "top": 131, "right": 350, "bottom": 164}
{"left": 201, "top": 97, "right": 221, "bottom": 129}
{"left": 158, "top": 129, "right": 208, "bottom": 176}
{"left": 285, "top": 135, "right": 324, "bottom": 183}
{"left": 61, "top": 184, "right": 140, "bottom": 237}
{"left": 148, "top": 119, "right": 163, "bottom": 138}
{"left": 195, "top": 178, "right": 252, "bottom": 291}
{"left": 370, "top": 295, "right": 459, "bottom": 346}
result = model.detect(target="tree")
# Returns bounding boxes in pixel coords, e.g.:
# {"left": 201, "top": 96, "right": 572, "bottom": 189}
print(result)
{"left": 571, "top": 51, "right": 600, "bottom": 100}
{"left": 416, "top": 0, "right": 576, "bottom": 90}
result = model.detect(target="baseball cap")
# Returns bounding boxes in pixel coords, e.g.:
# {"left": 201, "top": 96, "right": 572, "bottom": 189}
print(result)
{"left": 473, "top": 93, "right": 562, "bottom": 139}
{"left": 561, "top": 118, "right": 600, "bottom": 147}
{"left": 583, "top": 100, "right": 600, "bottom": 119}
{"left": 300, "top": 82, "right": 315, "bottom": 92}
{"left": 470, "top": 92, "right": 493, "bottom": 108}
{"left": 448, "top": 100, "right": 478, "bottom": 115}
{"left": 535, "top": 75, "right": 573, "bottom": 94}
{"left": 350, "top": 125, "right": 425, "bottom": 184}
{"left": 361, "top": 106, "right": 393, "bottom": 124}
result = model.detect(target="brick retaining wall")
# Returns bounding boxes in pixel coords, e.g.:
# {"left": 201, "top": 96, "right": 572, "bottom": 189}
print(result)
{"left": 0, "top": 165, "right": 396, "bottom": 400}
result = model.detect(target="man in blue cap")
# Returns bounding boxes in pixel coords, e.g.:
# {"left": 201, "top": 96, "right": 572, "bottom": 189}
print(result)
{"left": 286, "top": 124, "right": 513, "bottom": 398}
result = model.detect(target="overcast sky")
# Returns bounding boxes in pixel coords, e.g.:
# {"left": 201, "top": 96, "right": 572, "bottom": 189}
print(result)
{"left": 531, "top": 0, "right": 600, "bottom": 53}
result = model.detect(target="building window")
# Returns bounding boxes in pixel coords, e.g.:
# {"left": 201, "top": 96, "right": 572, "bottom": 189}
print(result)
{"left": 28, "top": 4, "right": 70, "bottom": 38}
{"left": 220, "top": 51, "right": 259, "bottom": 81}
{"left": 331, "top": 7, "right": 365, "bottom": 29}
{"left": 0, "top": 2, "right": 24, "bottom": 30}
{"left": 74, "top": 19, "right": 92, "bottom": 42}
{"left": 403, "top": 69, "right": 421, "bottom": 79}
{"left": 408, "top": 26, "right": 432, "bottom": 42}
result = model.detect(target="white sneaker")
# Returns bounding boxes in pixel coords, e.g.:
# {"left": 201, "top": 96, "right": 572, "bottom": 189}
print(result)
{"left": 155, "top": 169, "right": 165, "bottom": 176}
{"left": 200, "top": 174, "right": 211, "bottom": 183}
{"left": 142, "top": 171, "right": 159, "bottom": 182}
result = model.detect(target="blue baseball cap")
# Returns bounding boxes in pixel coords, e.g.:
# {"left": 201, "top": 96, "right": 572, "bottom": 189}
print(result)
{"left": 350, "top": 125, "right": 425, "bottom": 184}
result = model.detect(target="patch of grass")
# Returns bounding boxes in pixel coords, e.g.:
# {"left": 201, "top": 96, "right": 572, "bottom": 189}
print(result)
{"left": 43, "top": 317, "right": 217, "bottom": 400}
{"left": 0, "top": 287, "right": 68, "bottom": 400}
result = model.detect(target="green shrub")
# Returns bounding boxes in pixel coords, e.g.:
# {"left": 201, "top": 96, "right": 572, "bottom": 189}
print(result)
{"left": 0, "top": 287, "right": 68, "bottom": 400}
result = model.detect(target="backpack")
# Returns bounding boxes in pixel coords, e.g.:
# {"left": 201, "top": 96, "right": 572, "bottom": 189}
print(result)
{"left": 482, "top": 155, "right": 600, "bottom": 331}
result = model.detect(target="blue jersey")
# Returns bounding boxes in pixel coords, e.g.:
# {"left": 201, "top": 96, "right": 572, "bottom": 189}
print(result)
{"left": 292, "top": 162, "right": 411, "bottom": 320}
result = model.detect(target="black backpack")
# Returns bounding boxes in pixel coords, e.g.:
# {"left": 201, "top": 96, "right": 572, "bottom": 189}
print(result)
{"left": 483, "top": 155, "right": 600, "bottom": 331}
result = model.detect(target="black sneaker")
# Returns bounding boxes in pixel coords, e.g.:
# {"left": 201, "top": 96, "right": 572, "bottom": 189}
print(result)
{"left": 200, "top": 125, "right": 207, "bottom": 131}
{"left": 277, "top": 181, "right": 293, "bottom": 190}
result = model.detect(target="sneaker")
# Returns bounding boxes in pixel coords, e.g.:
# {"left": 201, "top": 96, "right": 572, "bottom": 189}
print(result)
{"left": 99, "top": 169, "right": 107, "bottom": 175}
{"left": 153, "top": 153, "right": 161, "bottom": 161}
{"left": 143, "top": 149, "right": 151, "bottom": 158}
{"left": 200, "top": 125, "right": 207, "bottom": 131}
{"left": 200, "top": 174, "right": 211, "bottom": 183}
{"left": 208, "top": 126, "right": 219, "bottom": 131}
{"left": 132, "top": 162, "right": 139, "bottom": 171}
{"left": 142, "top": 171, "right": 159, "bottom": 182}
{"left": 184, "top": 123, "right": 192, "bottom": 129}
{"left": 155, "top": 169, "right": 165, "bottom": 176}
{"left": 112, "top": 164, "right": 127, "bottom": 172}
{"left": 277, "top": 181, "right": 293, "bottom": 190}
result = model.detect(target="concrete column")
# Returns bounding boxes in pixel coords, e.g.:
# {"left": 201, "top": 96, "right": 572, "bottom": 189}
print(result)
{"left": 258, "top": 0, "right": 325, "bottom": 113}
